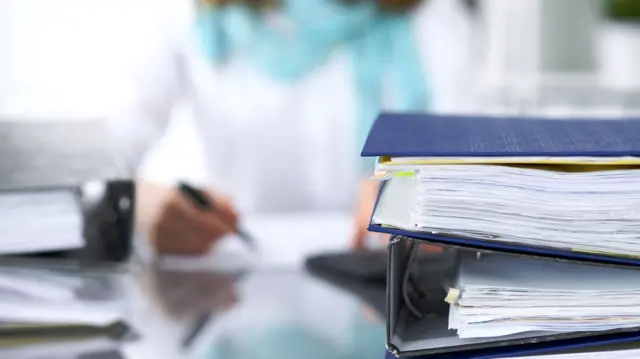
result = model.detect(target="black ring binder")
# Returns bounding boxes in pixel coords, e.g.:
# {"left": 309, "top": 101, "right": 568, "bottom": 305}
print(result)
{"left": 12, "top": 180, "right": 135, "bottom": 266}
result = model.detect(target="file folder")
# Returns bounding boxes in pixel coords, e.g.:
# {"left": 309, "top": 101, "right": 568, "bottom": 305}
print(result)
{"left": 385, "top": 236, "right": 640, "bottom": 358}
{"left": 0, "top": 119, "right": 133, "bottom": 265}
{"left": 362, "top": 113, "right": 640, "bottom": 268}
{"left": 361, "top": 113, "right": 640, "bottom": 159}
{"left": 3, "top": 180, "right": 134, "bottom": 266}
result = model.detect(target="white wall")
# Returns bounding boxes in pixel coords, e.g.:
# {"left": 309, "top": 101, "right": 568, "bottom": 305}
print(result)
{"left": 0, "top": 0, "right": 211, "bottom": 181}
{"left": 0, "top": 0, "right": 192, "bottom": 119}
{"left": 480, "top": 0, "right": 598, "bottom": 82}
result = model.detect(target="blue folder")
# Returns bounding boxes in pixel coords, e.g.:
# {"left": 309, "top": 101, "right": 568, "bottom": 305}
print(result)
{"left": 384, "top": 334, "right": 640, "bottom": 358}
{"left": 362, "top": 113, "right": 640, "bottom": 268}
{"left": 362, "top": 113, "right": 640, "bottom": 158}
{"left": 383, "top": 332, "right": 640, "bottom": 358}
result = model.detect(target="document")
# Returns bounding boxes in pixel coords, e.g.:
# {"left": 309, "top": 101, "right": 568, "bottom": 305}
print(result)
{"left": 158, "top": 212, "right": 353, "bottom": 270}
{"left": 0, "top": 190, "right": 84, "bottom": 254}
{"left": 372, "top": 165, "right": 640, "bottom": 257}
{"left": 0, "top": 266, "right": 124, "bottom": 328}
{"left": 0, "top": 337, "right": 120, "bottom": 359}
{"left": 447, "top": 254, "right": 640, "bottom": 338}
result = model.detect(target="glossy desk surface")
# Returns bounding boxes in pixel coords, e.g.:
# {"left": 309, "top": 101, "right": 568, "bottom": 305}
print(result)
{"left": 0, "top": 212, "right": 382, "bottom": 359}
{"left": 122, "top": 267, "right": 385, "bottom": 359}
{"left": 124, "top": 212, "right": 384, "bottom": 359}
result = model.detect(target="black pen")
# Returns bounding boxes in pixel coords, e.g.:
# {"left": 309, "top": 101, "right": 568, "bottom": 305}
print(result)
{"left": 178, "top": 182, "right": 256, "bottom": 250}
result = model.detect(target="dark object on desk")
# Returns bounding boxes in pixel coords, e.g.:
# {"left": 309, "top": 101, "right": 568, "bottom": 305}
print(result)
{"left": 385, "top": 236, "right": 640, "bottom": 358}
{"left": 305, "top": 251, "right": 388, "bottom": 318}
{"left": 10, "top": 180, "right": 135, "bottom": 266}
{"left": 178, "top": 182, "right": 256, "bottom": 250}
{"left": 0, "top": 119, "right": 133, "bottom": 266}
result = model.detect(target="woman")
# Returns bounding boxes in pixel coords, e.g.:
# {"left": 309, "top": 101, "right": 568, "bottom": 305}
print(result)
{"left": 108, "top": 0, "right": 471, "bottom": 255}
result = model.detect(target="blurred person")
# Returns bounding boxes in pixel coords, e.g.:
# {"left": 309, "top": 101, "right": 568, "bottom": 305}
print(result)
{"left": 107, "top": 0, "right": 472, "bottom": 255}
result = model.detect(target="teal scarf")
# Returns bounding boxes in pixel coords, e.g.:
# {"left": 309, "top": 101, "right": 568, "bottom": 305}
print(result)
{"left": 197, "top": 0, "right": 430, "bottom": 172}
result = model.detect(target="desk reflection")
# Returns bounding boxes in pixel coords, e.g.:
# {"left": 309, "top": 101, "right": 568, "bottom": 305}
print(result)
{"left": 196, "top": 270, "right": 385, "bottom": 359}
{"left": 145, "top": 268, "right": 240, "bottom": 319}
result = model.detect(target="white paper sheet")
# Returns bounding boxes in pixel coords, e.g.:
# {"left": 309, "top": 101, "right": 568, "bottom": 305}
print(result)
{"left": 0, "top": 190, "right": 83, "bottom": 254}
{"left": 449, "top": 254, "right": 640, "bottom": 338}
{"left": 0, "top": 267, "right": 124, "bottom": 327}
{"left": 372, "top": 165, "right": 640, "bottom": 257}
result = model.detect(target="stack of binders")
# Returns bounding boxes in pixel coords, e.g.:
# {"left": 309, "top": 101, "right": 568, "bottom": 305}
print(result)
{"left": 361, "top": 113, "right": 640, "bottom": 358}
{"left": 0, "top": 119, "right": 136, "bottom": 354}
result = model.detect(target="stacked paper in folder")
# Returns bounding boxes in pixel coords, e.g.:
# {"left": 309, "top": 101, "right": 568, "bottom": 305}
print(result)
{"left": 0, "top": 190, "right": 84, "bottom": 254}
{"left": 380, "top": 164, "right": 640, "bottom": 257}
{"left": 0, "top": 266, "right": 127, "bottom": 335}
{"left": 447, "top": 254, "right": 640, "bottom": 339}
{"left": 364, "top": 113, "right": 640, "bottom": 262}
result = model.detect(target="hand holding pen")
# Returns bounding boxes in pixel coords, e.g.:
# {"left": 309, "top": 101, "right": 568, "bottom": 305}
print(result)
{"left": 178, "top": 182, "right": 256, "bottom": 250}
{"left": 141, "top": 180, "right": 249, "bottom": 255}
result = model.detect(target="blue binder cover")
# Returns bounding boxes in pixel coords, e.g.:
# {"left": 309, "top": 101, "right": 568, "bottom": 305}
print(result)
{"left": 368, "top": 224, "right": 640, "bottom": 268}
{"left": 383, "top": 331, "right": 640, "bottom": 358}
{"left": 361, "top": 113, "right": 640, "bottom": 158}
{"left": 363, "top": 113, "right": 640, "bottom": 268}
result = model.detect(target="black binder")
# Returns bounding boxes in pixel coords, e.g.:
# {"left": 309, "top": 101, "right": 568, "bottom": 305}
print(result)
{"left": 9, "top": 180, "right": 135, "bottom": 265}
{"left": 0, "top": 119, "right": 134, "bottom": 265}
{"left": 385, "top": 236, "right": 640, "bottom": 358}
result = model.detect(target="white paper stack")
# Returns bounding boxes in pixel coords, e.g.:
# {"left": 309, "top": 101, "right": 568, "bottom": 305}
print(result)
{"left": 0, "top": 267, "right": 124, "bottom": 328}
{"left": 0, "top": 190, "right": 84, "bottom": 254}
{"left": 372, "top": 164, "right": 640, "bottom": 257}
{"left": 447, "top": 254, "right": 640, "bottom": 339}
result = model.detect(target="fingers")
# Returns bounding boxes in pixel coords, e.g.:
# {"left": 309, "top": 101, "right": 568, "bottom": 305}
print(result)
{"left": 150, "top": 221, "right": 211, "bottom": 255}
{"left": 173, "top": 190, "right": 239, "bottom": 236}
{"left": 176, "top": 189, "right": 239, "bottom": 232}
{"left": 149, "top": 186, "right": 241, "bottom": 256}
{"left": 351, "top": 223, "right": 368, "bottom": 250}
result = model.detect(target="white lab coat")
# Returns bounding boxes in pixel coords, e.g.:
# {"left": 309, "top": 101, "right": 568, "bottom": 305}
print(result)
{"left": 104, "top": 0, "right": 474, "bottom": 214}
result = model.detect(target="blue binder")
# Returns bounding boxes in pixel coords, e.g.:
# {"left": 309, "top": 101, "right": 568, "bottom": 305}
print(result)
{"left": 383, "top": 332, "right": 640, "bottom": 358}
{"left": 362, "top": 113, "right": 640, "bottom": 268}
{"left": 384, "top": 334, "right": 640, "bottom": 358}
{"left": 362, "top": 113, "right": 640, "bottom": 158}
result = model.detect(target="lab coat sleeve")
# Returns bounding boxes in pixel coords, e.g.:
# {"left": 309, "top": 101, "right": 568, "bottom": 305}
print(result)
{"left": 106, "top": 85, "right": 176, "bottom": 174}
{"left": 105, "top": 0, "right": 196, "bottom": 173}
{"left": 135, "top": 39, "right": 219, "bottom": 186}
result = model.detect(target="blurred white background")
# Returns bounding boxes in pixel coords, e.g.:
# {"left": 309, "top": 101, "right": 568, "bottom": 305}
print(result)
{"left": 3, "top": 0, "right": 640, "bottom": 263}
{"left": 0, "top": 0, "right": 476, "bottom": 184}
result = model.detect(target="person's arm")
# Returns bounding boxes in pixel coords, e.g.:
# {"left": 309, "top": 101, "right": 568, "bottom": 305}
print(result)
{"left": 106, "top": 0, "right": 198, "bottom": 172}
{"left": 106, "top": 4, "right": 239, "bottom": 255}
{"left": 106, "top": 50, "right": 185, "bottom": 173}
